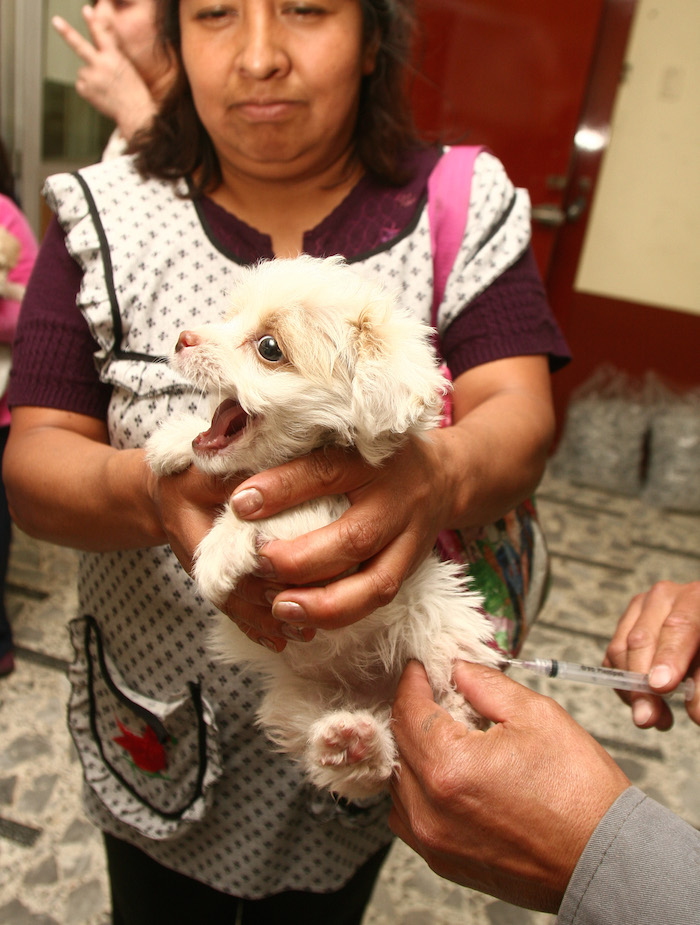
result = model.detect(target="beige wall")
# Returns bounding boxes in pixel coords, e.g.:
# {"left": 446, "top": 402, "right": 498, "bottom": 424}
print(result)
{"left": 575, "top": 0, "right": 700, "bottom": 316}
{"left": 45, "top": 0, "right": 86, "bottom": 84}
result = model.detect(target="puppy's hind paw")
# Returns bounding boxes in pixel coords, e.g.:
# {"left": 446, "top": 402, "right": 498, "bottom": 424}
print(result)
{"left": 306, "top": 711, "right": 396, "bottom": 800}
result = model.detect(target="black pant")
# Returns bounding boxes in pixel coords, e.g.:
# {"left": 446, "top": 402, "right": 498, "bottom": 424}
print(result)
{"left": 105, "top": 832, "right": 391, "bottom": 925}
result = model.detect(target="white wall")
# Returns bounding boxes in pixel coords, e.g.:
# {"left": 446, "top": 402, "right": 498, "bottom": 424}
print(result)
{"left": 575, "top": 0, "right": 700, "bottom": 316}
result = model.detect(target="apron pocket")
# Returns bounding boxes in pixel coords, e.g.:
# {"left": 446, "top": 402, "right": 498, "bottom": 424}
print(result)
{"left": 68, "top": 615, "right": 223, "bottom": 840}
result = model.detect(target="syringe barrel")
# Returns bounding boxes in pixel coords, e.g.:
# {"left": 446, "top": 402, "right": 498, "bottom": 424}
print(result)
{"left": 553, "top": 662, "right": 649, "bottom": 692}
{"left": 553, "top": 661, "right": 695, "bottom": 700}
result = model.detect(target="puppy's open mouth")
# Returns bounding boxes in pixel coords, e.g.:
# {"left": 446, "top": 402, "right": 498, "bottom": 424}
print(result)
{"left": 193, "top": 398, "right": 251, "bottom": 454}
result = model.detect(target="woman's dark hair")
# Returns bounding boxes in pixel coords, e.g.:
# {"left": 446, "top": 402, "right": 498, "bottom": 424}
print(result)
{"left": 133, "top": 0, "right": 421, "bottom": 193}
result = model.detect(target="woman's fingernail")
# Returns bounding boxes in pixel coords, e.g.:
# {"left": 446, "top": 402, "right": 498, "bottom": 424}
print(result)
{"left": 258, "top": 636, "right": 282, "bottom": 652}
{"left": 648, "top": 665, "right": 672, "bottom": 689}
{"left": 272, "top": 601, "right": 307, "bottom": 624}
{"left": 231, "top": 488, "right": 263, "bottom": 516}
{"left": 633, "top": 700, "right": 654, "bottom": 726}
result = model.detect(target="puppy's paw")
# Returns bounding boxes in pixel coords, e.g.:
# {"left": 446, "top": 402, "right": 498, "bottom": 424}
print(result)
{"left": 193, "top": 541, "right": 246, "bottom": 607}
{"left": 306, "top": 710, "right": 396, "bottom": 800}
{"left": 193, "top": 511, "right": 257, "bottom": 605}
{"left": 313, "top": 714, "right": 379, "bottom": 766}
{"left": 146, "top": 416, "right": 210, "bottom": 476}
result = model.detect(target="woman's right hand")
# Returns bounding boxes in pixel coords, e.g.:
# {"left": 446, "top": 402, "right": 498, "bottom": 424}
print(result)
{"left": 3, "top": 405, "right": 290, "bottom": 651}
{"left": 149, "top": 464, "right": 229, "bottom": 575}
{"left": 151, "top": 465, "right": 300, "bottom": 651}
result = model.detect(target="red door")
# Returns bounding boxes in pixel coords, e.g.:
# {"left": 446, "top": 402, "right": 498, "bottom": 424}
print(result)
{"left": 410, "top": 0, "right": 607, "bottom": 276}
{"left": 409, "top": 0, "right": 700, "bottom": 428}
{"left": 543, "top": 1, "right": 700, "bottom": 426}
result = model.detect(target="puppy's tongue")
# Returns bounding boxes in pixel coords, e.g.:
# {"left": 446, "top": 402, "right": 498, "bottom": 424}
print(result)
{"left": 193, "top": 398, "right": 248, "bottom": 451}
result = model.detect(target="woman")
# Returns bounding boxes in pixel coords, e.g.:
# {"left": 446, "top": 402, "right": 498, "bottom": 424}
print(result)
{"left": 4, "top": 0, "right": 568, "bottom": 920}
{"left": 53, "top": 0, "right": 175, "bottom": 158}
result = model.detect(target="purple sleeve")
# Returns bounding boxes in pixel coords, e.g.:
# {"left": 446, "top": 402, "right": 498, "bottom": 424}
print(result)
{"left": 7, "top": 217, "right": 112, "bottom": 419}
{"left": 440, "top": 247, "right": 570, "bottom": 379}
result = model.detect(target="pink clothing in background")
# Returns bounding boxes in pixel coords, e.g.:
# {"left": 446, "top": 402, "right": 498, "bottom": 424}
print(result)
{"left": 0, "top": 193, "right": 38, "bottom": 426}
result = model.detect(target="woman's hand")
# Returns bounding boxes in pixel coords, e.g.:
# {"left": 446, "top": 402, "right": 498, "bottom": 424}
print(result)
{"left": 228, "top": 435, "right": 453, "bottom": 634}
{"left": 224, "top": 355, "right": 554, "bottom": 642}
{"left": 2, "top": 404, "right": 289, "bottom": 650}
{"left": 604, "top": 581, "right": 700, "bottom": 730}
{"left": 149, "top": 464, "right": 233, "bottom": 572}
{"left": 52, "top": 11, "right": 158, "bottom": 140}
{"left": 149, "top": 431, "right": 452, "bottom": 653}
{"left": 150, "top": 464, "right": 308, "bottom": 650}
{"left": 150, "top": 355, "right": 553, "bottom": 652}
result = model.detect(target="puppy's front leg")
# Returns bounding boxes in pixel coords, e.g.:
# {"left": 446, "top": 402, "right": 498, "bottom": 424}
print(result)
{"left": 145, "top": 415, "right": 210, "bottom": 476}
{"left": 193, "top": 506, "right": 258, "bottom": 606}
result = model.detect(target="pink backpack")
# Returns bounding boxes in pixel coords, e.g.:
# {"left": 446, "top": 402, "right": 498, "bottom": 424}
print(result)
{"left": 428, "top": 145, "right": 484, "bottom": 329}
{"left": 427, "top": 145, "right": 483, "bottom": 425}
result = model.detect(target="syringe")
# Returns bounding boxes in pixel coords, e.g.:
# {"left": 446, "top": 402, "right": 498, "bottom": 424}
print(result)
{"left": 506, "top": 657, "right": 696, "bottom": 702}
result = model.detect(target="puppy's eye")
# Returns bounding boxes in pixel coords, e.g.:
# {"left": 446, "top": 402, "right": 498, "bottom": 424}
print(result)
{"left": 256, "top": 335, "right": 284, "bottom": 363}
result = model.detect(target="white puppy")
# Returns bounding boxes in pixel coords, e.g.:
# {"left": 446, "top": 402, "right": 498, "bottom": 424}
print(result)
{"left": 147, "top": 255, "right": 499, "bottom": 800}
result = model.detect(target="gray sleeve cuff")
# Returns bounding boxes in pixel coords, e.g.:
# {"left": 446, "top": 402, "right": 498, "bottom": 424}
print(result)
{"left": 558, "top": 786, "right": 700, "bottom": 925}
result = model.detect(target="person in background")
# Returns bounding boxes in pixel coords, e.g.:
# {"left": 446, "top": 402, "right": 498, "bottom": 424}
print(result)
{"left": 52, "top": 0, "right": 175, "bottom": 159}
{"left": 4, "top": 0, "right": 568, "bottom": 920}
{"left": 389, "top": 580, "right": 700, "bottom": 923}
{"left": 0, "top": 139, "right": 38, "bottom": 677}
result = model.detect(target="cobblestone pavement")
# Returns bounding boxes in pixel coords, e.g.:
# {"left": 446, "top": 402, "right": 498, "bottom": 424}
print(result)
{"left": 1, "top": 471, "right": 698, "bottom": 924}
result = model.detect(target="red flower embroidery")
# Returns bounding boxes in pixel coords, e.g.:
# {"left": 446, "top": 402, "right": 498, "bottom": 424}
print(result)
{"left": 113, "top": 718, "right": 168, "bottom": 774}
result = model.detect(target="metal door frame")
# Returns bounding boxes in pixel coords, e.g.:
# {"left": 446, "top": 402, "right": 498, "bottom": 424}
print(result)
{"left": 2, "top": 0, "right": 44, "bottom": 233}
{"left": 2, "top": 0, "right": 90, "bottom": 236}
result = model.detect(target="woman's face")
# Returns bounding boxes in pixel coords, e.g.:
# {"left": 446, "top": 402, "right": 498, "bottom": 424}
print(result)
{"left": 93, "top": 0, "right": 165, "bottom": 88}
{"left": 178, "top": 0, "right": 377, "bottom": 183}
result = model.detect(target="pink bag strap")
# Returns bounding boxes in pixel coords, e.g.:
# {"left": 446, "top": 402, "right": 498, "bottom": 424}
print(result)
{"left": 427, "top": 145, "right": 484, "bottom": 328}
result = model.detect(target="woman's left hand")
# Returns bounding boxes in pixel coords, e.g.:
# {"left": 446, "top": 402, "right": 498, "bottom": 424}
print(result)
{"left": 222, "top": 355, "right": 554, "bottom": 645}
{"left": 227, "top": 433, "right": 452, "bottom": 632}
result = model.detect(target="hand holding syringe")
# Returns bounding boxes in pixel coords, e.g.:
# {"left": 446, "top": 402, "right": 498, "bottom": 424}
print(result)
{"left": 505, "top": 657, "right": 696, "bottom": 701}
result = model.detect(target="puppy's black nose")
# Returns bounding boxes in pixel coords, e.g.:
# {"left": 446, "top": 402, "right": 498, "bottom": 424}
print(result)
{"left": 175, "top": 331, "right": 200, "bottom": 352}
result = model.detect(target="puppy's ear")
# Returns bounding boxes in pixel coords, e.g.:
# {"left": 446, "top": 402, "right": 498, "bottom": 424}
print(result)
{"left": 350, "top": 304, "right": 448, "bottom": 465}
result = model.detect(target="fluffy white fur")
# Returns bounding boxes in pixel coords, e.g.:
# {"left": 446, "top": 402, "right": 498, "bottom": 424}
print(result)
{"left": 147, "top": 255, "right": 500, "bottom": 800}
